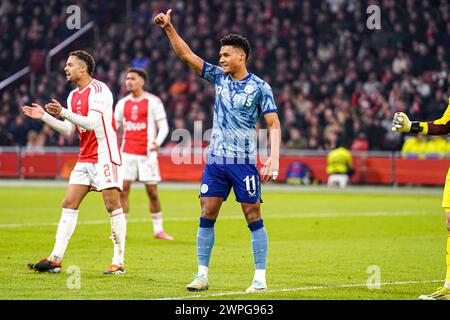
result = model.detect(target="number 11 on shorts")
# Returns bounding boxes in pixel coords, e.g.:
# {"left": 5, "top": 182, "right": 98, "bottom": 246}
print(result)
{"left": 244, "top": 175, "right": 256, "bottom": 196}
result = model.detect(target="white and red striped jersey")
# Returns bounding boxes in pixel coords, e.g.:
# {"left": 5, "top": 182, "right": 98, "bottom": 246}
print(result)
{"left": 114, "top": 92, "right": 167, "bottom": 156}
{"left": 66, "top": 79, "right": 121, "bottom": 165}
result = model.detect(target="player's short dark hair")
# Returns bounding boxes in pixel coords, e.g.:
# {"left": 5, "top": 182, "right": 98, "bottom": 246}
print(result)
{"left": 219, "top": 33, "right": 251, "bottom": 61}
{"left": 127, "top": 68, "right": 148, "bottom": 84}
{"left": 68, "top": 50, "right": 95, "bottom": 75}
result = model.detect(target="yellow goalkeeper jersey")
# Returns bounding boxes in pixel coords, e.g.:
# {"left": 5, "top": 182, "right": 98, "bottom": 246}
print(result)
{"left": 326, "top": 147, "right": 352, "bottom": 175}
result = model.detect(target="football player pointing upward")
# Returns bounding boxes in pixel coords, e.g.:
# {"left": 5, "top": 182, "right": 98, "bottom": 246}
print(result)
{"left": 155, "top": 9, "right": 281, "bottom": 293}
{"left": 22, "top": 50, "right": 127, "bottom": 275}
{"left": 115, "top": 68, "right": 173, "bottom": 240}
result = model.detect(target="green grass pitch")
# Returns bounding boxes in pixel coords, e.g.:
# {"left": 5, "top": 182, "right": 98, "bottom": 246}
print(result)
{"left": 0, "top": 185, "right": 446, "bottom": 300}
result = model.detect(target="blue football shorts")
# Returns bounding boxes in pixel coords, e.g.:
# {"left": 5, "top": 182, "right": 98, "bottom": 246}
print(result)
{"left": 199, "top": 154, "right": 262, "bottom": 203}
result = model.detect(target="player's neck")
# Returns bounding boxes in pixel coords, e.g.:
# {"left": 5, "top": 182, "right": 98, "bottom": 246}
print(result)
{"left": 131, "top": 89, "right": 145, "bottom": 99}
{"left": 230, "top": 68, "right": 249, "bottom": 81}
{"left": 76, "top": 76, "right": 92, "bottom": 91}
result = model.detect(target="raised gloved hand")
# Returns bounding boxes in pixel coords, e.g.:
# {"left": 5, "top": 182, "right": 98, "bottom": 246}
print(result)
{"left": 392, "top": 112, "right": 412, "bottom": 133}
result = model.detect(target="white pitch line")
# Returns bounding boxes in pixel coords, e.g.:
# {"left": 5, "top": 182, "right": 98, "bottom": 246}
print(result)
{"left": 154, "top": 279, "right": 443, "bottom": 300}
{"left": 0, "top": 210, "right": 437, "bottom": 229}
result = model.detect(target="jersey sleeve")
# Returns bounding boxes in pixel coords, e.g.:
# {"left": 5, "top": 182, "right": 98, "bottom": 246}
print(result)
{"left": 420, "top": 98, "right": 450, "bottom": 135}
{"left": 88, "top": 86, "right": 113, "bottom": 115}
{"left": 152, "top": 97, "right": 169, "bottom": 147}
{"left": 259, "top": 82, "right": 278, "bottom": 115}
{"left": 152, "top": 97, "right": 167, "bottom": 122}
{"left": 114, "top": 98, "right": 125, "bottom": 130}
{"left": 200, "top": 61, "right": 223, "bottom": 84}
{"left": 60, "top": 86, "right": 109, "bottom": 131}
{"left": 41, "top": 112, "right": 74, "bottom": 137}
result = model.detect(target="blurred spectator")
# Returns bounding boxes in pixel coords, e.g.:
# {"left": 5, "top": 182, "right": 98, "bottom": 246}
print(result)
{"left": 351, "top": 131, "right": 369, "bottom": 152}
{"left": 26, "top": 130, "right": 45, "bottom": 152}
{"left": 8, "top": 115, "right": 29, "bottom": 146}
{"left": 286, "top": 127, "right": 307, "bottom": 149}
{"left": 326, "top": 141, "right": 354, "bottom": 188}
{"left": 401, "top": 135, "right": 427, "bottom": 159}
{"left": 423, "top": 136, "right": 450, "bottom": 159}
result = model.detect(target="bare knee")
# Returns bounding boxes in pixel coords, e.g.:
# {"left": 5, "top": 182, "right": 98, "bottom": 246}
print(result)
{"left": 105, "top": 199, "right": 121, "bottom": 213}
{"left": 201, "top": 202, "right": 220, "bottom": 220}
{"left": 102, "top": 189, "right": 122, "bottom": 213}
{"left": 201, "top": 205, "right": 217, "bottom": 220}
{"left": 242, "top": 203, "right": 261, "bottom": 224}
{"left": 62, "top": 198, "right": 79, "bottom": 210}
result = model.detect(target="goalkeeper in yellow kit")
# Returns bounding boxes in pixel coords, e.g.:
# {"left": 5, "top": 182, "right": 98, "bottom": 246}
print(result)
{"left": 392, "top": 98, "right": 450, "bottom": 300}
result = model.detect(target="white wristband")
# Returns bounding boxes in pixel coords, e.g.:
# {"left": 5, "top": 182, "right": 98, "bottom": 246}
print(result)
{"left": 272, "top": 171, "right": 279, "bottom": 180}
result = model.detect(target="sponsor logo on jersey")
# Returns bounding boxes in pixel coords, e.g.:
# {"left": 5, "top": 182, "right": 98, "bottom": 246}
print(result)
{"left": 216, "top": 86, "right": 254, "bottom": 107}
{"left": 125, "top": 121, "right": 147, "bottom": 131}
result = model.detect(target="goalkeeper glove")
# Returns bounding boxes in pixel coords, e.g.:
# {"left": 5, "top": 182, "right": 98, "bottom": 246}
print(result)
{"left": 392, "top": 112, "right": 411, "bottom": 132}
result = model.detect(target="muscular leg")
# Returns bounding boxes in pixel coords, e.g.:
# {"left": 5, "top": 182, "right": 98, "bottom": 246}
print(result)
{"left": 49, "top": 184, "right": 90, "bottom": 262}
{"left": 241, "top": 201, "right": 262, "bottom": 224}
{"left": 241, "top": 200, "right": 268, "bottom": 290}
{"left": 102, "top": 187, "right": 126, "bottom": 267}
{"left": 146, "top": 184, "right": 172, "bottom": 238}
{"left": 444, "top": 209, "right": 450, "bottom": 289}
{"left": 62, "top": 184, "right": 90, "bottom": 209}
{"left": 120, "top": 180, "right": 132, "bottom": 218}
{"left": 196, "top": 197, "right": 223, "bottom": 277}
{"left": 201, "top": 197, "right": 223, "bottom": 220}
{"left": 146, "top": 184, "right": 161, "bottom": 213}
{"left": 102, "top": 187, "right": 122, "bottom": 213}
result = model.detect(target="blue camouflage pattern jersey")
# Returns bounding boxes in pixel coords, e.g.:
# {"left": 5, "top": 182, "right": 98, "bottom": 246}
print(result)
{"left": 201, "top": 62, "right": 278, "bottom": 160}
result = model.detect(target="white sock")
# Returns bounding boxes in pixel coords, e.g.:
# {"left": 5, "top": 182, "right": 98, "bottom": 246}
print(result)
{"left": 198, "top": 265, "right": 208, "bottom": 278}
{"left": 110, "top": 208, "right": 126, "bottom": 266}
{"left": 152, "top": 212, "right": 163, "bottom": 234}
{"left": 49, "top": 208, "right": 78, "bottom": 262}
{"left": 445, "top": 281, "right": 450, "bottom": 290}
{"left": 254, "top": 269, "right": 266, "bottom": 284}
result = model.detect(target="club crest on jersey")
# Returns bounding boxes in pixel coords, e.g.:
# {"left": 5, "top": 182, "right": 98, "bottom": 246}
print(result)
{"left": 131, "top": 105, "right": 139, "bottom": 121}
{"left": 244, "top": 84, "right": 254, "bottom": 94}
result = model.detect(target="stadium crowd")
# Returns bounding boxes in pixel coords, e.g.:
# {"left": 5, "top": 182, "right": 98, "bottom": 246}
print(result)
{"left": 1, "top": 0, "right": 449, "bottom": 154}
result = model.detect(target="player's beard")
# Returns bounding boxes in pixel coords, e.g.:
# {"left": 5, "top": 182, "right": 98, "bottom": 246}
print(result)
{"left": 67, "top": 74, "right": 79, "bottom": 85}
{"left": 66, "top": 74, "right": 73, "bottom": 84}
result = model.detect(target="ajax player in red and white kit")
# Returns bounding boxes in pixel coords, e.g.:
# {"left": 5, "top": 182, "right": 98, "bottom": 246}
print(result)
{"left": 115, "top": 68, "right": 173, "bottom": 240}
{"left": 22, "top": 50, "right": 127, "bottom": 274}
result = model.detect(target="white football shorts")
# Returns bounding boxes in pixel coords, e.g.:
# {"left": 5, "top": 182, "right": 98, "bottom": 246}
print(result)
{"left": 121, "top": 152, "right": 161, "bottom": 184}
{"left": 69, "top": 161, "right": 123, "bottom": 191}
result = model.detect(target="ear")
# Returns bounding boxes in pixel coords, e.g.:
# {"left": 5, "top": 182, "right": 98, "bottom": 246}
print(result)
{"left": 240, "top": 51, "right": 246, "bottom": 62}
{"left": 79, "top": 61, "right": 88, "bottom": 74}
